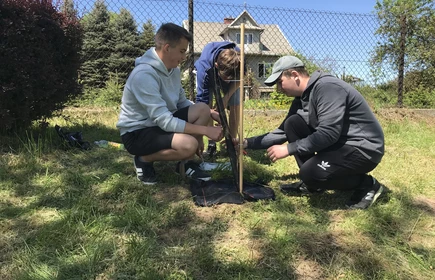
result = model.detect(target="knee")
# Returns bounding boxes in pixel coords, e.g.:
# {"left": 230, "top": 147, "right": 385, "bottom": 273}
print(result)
{"left": 284, "top": 114, "right": 304, "bottom": 130}
{"left": 190, "top": 102, "right": 211, "bottom": 125}
{"left": 180, "top": 136, "right": 199, "bottom": 154}
{"left": 193, "top": 102, "right": 210, "bottom": 114}
{"left": 299, "top": 164, "right": 327, "bottom": 185}
{"left": 299, "top": 166, "right": 312, "bottom": 184}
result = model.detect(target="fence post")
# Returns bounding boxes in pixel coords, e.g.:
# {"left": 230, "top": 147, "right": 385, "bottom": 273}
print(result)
{"left": 188, "top": 0, "right": 195, "bottom": 100}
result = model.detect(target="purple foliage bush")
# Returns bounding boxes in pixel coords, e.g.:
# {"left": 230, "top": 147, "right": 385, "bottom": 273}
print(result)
{"left": 0, "top": 0, "right": 82, "bottom": 131}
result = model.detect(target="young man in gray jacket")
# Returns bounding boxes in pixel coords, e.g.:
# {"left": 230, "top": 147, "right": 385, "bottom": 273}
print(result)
{"left": 117, "top": 23, "right": 223, "bottom": 184}
{"left": 264, "top": 56, "right": 385, "bottom": 210}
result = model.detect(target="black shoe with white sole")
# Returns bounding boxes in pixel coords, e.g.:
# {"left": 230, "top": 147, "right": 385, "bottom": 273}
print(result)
{"left": 176, "top": 160, "right": 211, "bottom": 181}
{"left": 346, "top": 176, "right": 383, "bottom": 210}
{"left": 134, "top": 155, "right": 157, "bottom": 185}
{"left": 280, "top": 181, "right": 325, "bottom": 196}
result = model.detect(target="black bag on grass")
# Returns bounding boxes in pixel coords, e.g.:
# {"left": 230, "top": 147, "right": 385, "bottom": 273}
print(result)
{"left": 55, "top": 125, "right": 91, "bottom": 150}
{"left": 191, "top": 179, "right": 244, "bottom": 206}
{"left": 242, "top": 181, "right": 276, "bottom": 202}
{"left": 190, "top": 179, "right": 275, "bottom": 207}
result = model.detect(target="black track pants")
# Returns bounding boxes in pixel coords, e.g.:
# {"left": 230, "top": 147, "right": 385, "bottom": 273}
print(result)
{"left": 284, "top": 114, "right": 378, "bottom": 191}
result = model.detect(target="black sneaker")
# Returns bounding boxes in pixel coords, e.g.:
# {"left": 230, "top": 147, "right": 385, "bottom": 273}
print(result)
{"left": 176, "top": 160, "right": 211, "bottom": 181}
{"left": 134, "top": 156, "right": 157, "bottom": 185}
{"left": 346, "top": 176, "right": 383, "bottom": 210}
{"left": 280, "top": 181, "right": 324, "bottom": 196}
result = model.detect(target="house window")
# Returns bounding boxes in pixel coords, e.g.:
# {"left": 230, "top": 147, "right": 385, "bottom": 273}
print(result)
{"left": 236, "top": 33, "right": 253, "bottom": 44}
{"left": 258, "top": 63, "right": 273, "bottom": 78}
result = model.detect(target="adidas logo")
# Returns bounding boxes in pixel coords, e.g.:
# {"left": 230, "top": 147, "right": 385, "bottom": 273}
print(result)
{"left": 317, "top": 161, "right": 330, "bottom": 170}
{"left": 186, "top": 168, "right": 195, "bottom": 176}
{"left": 365, "top": 192, "right": 375, "bottom": 201}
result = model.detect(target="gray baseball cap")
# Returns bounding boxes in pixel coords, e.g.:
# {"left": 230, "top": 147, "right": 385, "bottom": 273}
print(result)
{"left": 264, "top": 56, "right": 304, "bottom": 86}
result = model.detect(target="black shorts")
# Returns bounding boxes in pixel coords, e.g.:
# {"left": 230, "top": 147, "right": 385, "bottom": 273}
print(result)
{"left": 121, "top": 106, "right": 190, "bottom": 156}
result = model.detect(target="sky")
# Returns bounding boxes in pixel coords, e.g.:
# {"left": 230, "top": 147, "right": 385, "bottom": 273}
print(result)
{"left": 203, "top": 0, "right": 379, "bottom": 14}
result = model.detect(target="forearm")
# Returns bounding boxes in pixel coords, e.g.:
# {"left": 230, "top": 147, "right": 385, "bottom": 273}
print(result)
{"left": 183, "top": 122, "right": 208, "bottom": 136}
{"left": 229, "top": 105, "right": 239, "bottom": 138}
{"left": 184, "top": 122, "right": 222, "bottom": 142}
{"left": 245, "top": 129, "right": 287, "bottom": 150}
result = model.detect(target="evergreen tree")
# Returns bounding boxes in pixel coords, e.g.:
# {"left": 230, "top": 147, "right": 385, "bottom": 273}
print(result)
{"left": 108, "top": 8, "right": 143, "bottom": 83}
{"left": 61, "top": 0, "right": 77, "bottom": 21}
{"left": 80, "top": 0, "right": 112, "bottom": 88}
{"left": 139, "top": 20, "right": 156, "bottom": 54}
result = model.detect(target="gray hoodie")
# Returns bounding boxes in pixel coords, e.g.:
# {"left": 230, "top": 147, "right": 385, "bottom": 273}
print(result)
{"left": 117, "top": 48, "right": 193, "bottom": 135}
{"left": 287, "top": 71, "right": 385, "bottom": 163}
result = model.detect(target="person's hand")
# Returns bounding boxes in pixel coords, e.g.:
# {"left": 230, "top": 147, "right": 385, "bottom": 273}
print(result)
{"left": 207, "top": 125, "right": 223, "bottom": 141}
{"left": 232, "top": 138, "right": 247, "bottom": 149}
{"left": 267, "top": 145, "right": 289, "bottom": 162}
{"left": 210, "top": 109, "right": 221, "bottom": 124}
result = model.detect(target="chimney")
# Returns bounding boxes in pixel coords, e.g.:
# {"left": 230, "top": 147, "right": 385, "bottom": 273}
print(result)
{"left": 224, "top": 17, "right": 235, "bottom": 24}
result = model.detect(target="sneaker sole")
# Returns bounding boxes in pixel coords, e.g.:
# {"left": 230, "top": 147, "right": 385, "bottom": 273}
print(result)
{"left": 196, "top": 177, "right": 211, "bottom": 181}
{"left": 175, "top": 171, "right": 211, "bottom": 181}
{"left": 183, "top": 165, "right": 212, "bottom": 181}
{"left": 370, "top": 184, "right": 384, "bottom": 207}
{"left": 280, "top": 185, "right": 324, "bottom": 195}
{"left": 347, "top": 185, "right": 384, "bottom": 210}
{"left": 137, "top": 177, "right": 157, "bottom": 185}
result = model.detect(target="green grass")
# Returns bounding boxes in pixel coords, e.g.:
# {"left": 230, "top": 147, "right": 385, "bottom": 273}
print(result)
{"left": 1, "top": 106, "right": 435, "bottom": 280}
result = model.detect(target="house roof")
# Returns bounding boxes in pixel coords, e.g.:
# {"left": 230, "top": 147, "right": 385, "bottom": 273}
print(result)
{"left": 183, "top": 10, "right": 293, "bottom": 56}
{"left": 220, "top": 10, "right": 264, "bottom": 34}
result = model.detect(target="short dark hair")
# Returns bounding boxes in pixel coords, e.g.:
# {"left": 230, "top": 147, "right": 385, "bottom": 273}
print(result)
{"left": 155, "top": 23, "right": 192, "bottom": 50}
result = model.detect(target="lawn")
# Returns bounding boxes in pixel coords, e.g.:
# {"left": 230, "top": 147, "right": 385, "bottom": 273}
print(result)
{"left": 1, "top": 106, "right": 434, "bottom": 279}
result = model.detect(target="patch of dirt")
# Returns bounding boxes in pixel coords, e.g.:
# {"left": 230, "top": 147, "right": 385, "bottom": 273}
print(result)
{"left": 414, "top": 196, "right": 435, "bottom": 215}
{"left": 152, "top": 185, "right": 191, "bottom": 202}
{"left": 294, "top": 257, "right": 324, "bottom": 280}
{"left": 378, "top": 108, "right": 435, "bottom": 126}
{"left": 213, "top": 219, "right": 264, "bottom": 262}
{"left": 407, "top": 196, "right": 435, "bottom": 249}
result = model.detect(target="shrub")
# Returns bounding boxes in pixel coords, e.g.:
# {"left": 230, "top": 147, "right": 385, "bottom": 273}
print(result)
{"left": 268, "top": 91, "right": 294, "bottom": 109}
{"left": 356, "top": 84, "right": 398, "bottom": 109}
{"left": 72, "top": 74, "right": 124, "bottom": 107}
{"left": 94, "top": 74, "right": 124, "bottom": 106}
{"left": 403, "top": 86, "right": 435, "bottom": 108}
{"left": 0, "top": 0, "right": 82, "bottom": 131}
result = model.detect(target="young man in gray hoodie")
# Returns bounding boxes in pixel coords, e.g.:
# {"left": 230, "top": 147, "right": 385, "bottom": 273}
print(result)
{"left": 263, "top": 56, "right": 385, "bottom": 210}
{"left": 117, "top": 23, "right": 223, "bottom": 184}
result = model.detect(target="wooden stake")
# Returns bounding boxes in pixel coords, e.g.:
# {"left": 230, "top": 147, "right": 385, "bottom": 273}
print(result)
{"left": 238, "top": 23, "right": 245, "bottom": 194}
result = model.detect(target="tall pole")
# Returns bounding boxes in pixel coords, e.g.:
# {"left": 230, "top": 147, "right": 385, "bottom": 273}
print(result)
{"left": 238, "top": 23, "right": 245, "bottom": 194}
{"left": 188, "top": 0, "right": 195, "bottom": 100}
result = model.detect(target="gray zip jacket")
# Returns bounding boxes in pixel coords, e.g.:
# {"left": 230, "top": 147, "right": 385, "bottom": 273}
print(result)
{"left": 287, "top": 71, "right": 384, "bottom": 163}
{"left": 117, "top": 48, "right": 193, "bottom": 135}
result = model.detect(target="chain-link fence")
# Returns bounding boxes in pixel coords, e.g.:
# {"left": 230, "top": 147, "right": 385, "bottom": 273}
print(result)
{"left": 76, "top": 0, "right": 393, "bottom": 97}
